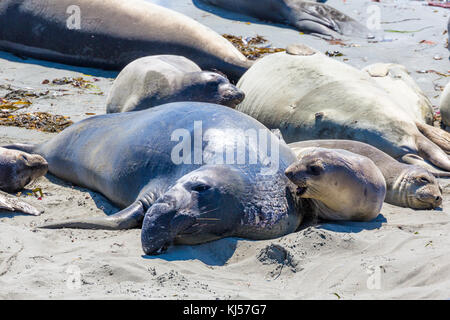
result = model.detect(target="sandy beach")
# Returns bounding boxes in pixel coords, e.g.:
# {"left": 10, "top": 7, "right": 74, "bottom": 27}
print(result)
{"left": 1, "top": 0, "right": 450, "bottom": 299}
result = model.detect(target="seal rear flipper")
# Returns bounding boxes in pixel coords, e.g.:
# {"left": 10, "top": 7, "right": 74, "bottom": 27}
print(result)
{"left": 2, "top": 143, "right": 36, "bottom": 154}
{"left": 40, "top": 201, "right": 145, "bottom": 230}
{"left": 0, "top": 190, "right": 43, "bottom": 216}
{"left": 415, "top": 121, "right": 450, "bottom": 154}
{"left": 401, "top": 154, "right": 450, "bottom": 178}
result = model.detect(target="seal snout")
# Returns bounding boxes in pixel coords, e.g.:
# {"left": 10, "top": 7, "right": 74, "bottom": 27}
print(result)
{"left": 219, "top": 84, "right": 245, "bottom": 108}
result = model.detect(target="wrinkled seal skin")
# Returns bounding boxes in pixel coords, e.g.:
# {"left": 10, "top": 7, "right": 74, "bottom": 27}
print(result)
{"left": 106, "top": 55, "right": 245, "bottom": 114}
{"left": 4, "top": 102, "right": 303, "bottom": 255}
{"left": 237, "top": 45, "right": 450, "bottom": 173}
{"left": 289, "top": 140, "right": 443, "bottom": 210}
{"left": 285, "top": 147, "right": 386, "bottom": 221}
{"left": 0, "top": 0, "right": 251, "bottom": 81}
{"left": 0, "top": 147, "right": 48, "bottom": 193}
{"left": 198, "top": 0, "right": 370, "bottom": 39}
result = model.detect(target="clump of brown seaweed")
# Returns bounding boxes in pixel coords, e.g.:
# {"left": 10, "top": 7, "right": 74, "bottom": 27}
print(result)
{"left": 223, "top": 34, "right": 285, "bottom": 60}
{"left": 0, "top": 111, "right": 73, "bottom": 133}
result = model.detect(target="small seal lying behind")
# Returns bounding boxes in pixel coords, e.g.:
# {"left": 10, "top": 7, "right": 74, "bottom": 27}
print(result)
{"left": 106, "top": 56, "right": 245, "bottom": 113}
{"left": 289, "top": 140, "right": 443, "bottom": 210}
{"left": 0, "top": 147, "right": 48, "bottom": 215}
{"left": 285, "top": 147, "right": 386, "bottom": 221}
{"left": 198, "top": 0, "right": 371, "bottom": 39}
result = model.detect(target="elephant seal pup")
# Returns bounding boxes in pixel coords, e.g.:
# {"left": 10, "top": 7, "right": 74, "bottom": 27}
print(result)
{"left": 106, "top": 55, "right": 245, "bottom": 113}
{"left": 4, "top": 102, "right": 305, "bottom": 255}
{"left": 0, "top": 147, "right": 48, "bottom": 215}
{"left": 285, "top": 147, "right": 386, "bottom": 221}
{"left": 289, "top": 140, "right": 443, "bottom": 210}
{"left": 0, "top": 0, "right": 251, "bottom": 82}
{"left": 237, "top": 44, "right": 450, "bottom": 173}
{"left": 198, "top": 0, "right": 370, "bottom": 39}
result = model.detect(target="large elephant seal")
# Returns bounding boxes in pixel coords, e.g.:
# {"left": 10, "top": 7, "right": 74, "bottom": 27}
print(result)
{"left": 285, "top": 147, "right": 386, "bottom": 221}
{"left": 440, "top": 82, "right": 450, "bottom": 129}
{"left": 4, "top": 102, "right": 305, "bottom": 255}
{"left": 106, "top": 55, "right": 245, "bottom": 114}
{"left": 236, "top": 44, "right": 450, "bottom": 173}
{"left": 289, "top": 140, "right": 443, "bottom": 210}
{"left": 0, "top": 147, "right": 48, "bottom": 215}
{"left": 197, "top": 0, "right": 370, "bottom": 39}
{"left": 0, "top": 0, "right": 251, "bottom": 81}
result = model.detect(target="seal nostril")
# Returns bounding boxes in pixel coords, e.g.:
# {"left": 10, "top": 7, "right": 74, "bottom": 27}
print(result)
{"left": 436, "top": 196, "right": 442, "bottom": 202}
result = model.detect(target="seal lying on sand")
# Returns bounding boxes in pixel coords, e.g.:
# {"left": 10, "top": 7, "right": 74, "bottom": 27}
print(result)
{"left": 0, "top": 147, "right": 48, "bottom": 215}
{"left": 0, "top": 0, "right": 251, "bottom": 81}
{"left": 106, "top": 56, "right": 245, "bottom": 113}
{"left": 439, "top": 82, "right": 450, "bottom": 129}
{"left": 289, "top": 140, "right": 443, "bottom": 210}
{"left": 285, "top": 147, "right": 386, "bottom": 221}
{"left": 4, "top": 102, "right": 304, "bottom": 255}
{"left": 236, "top": 44, "right": 450, "bottom": 173}
{"left": 198, "top": 0, "right": 370, "bottom": 39}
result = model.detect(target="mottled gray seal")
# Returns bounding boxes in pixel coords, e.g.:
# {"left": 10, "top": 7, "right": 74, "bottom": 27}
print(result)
{"left": 236, "top": 44, "right": 450, "bottom": 173}
{"left": 4, "top": 102, "right": 305, "bottom": 255}
{"left": 106, "top": 55, "right": 245, "bottom": 114}
{"left": 0, "top": 0, "right": 251, "bottom": 81}
{"left": 289, "top": 140, "right": 443, "bottom": 210}
{"left": 197, "top": 0, "right": 370, "bottom": 39}
{"left": 285, "top": 147, "right": 386, "bottom": 221}
{"left": 0, "top": 147, "right": 48, "bottom": 215}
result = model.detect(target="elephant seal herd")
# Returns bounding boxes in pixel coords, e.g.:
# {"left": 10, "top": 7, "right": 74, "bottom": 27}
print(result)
{"left": 1, "top": 0, "right": 450, "bottom": 255}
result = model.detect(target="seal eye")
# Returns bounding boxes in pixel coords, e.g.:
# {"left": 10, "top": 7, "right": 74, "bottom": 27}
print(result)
{"left": 308, "top": 165, "right": 322, "bottom": 176}
{"left": 419, "top": 177, "right": 430, "bottom": 184}
{"left": 192, "top": 184, "right": 211, "bottom": 193}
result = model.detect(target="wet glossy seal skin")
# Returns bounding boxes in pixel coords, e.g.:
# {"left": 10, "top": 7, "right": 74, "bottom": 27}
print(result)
{"left": 4, "top": 102, "right": 304, "bottom": 255}
{"left": 285, "top": 147, "right": 386, "bottom": 221}
{"left": 289, "top": 140, "right": 443, "bottom": 210}
{"left": 106, "top": 55, "right": 245, "bottom": 113}
{"left": 237, "top": 44, "right": 450, "bottom": 174}
{"left": 0, "top": 0, "right": 252, "bottom": 81}
{"left": 198, "top": 0, "right": 371, "bottom": 39}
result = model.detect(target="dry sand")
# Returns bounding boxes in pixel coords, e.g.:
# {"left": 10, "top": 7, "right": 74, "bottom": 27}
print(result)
{"left": 1, "top": 0, "right": 450, "bottom": 299}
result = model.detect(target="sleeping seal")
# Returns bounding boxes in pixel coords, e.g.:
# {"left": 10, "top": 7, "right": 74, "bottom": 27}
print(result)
{"left": 106, "top": 55, "right": 245, "bottom": 113}
{"left": 236, "top": 44, "right": 450, "bottom": 173}
{"left": 4, "top": 102, "right": 304, "bottom": 255}
{"left": 289, "top": 140, "right": 443, "bottom": 210}
{"left": 197, "top": 0, "right": 370, "bottom": 39}
{"left": 0, "top": 147, "right": 48, "bottom": 215}
{"left": 0, "top": 0, "right": 251, "bottom": 81}
{"left": 285, "top": 147, "right": 386, "bottom": 221}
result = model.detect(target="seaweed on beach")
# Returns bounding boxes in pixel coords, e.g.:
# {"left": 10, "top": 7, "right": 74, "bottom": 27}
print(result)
{"left": 50, "top": 76, "right": 96, "bottom": 89}
{"left": 222, "top": 34, "right": 285, "bottom": 60}
{"left": 0, "top": 111, "right": 73, "bottom": 133}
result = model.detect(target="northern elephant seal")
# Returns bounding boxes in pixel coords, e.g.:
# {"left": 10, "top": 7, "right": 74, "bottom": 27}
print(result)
{"left": 0, "top": 0, "right": 251, "bottom": 81}
{"left": 106, "top": 55, "right": 245, "bottom": 113}
{"left": 236, "top": 44, "right": 450, "bottom": 173}
{"left": 4, "top": 102, "right": 305, "bottom": 255}
{"left": 289, "top": 140, "right": 443, "bottom": 210}
{"left": 285, "top": 147, "right": 386, "bottom": 221}
{"left": 0, "top": 147, "right": 48, "bottom": 215}
{"left": 197, "top": 0, "right": 370, "bottom": 39}
{"left": 440, "top": 82, "right": 450, "bottom": 129}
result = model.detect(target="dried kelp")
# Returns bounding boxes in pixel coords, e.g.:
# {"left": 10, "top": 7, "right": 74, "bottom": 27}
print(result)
{"left": 0, "top": 111, "right": 73, "bottom": 133}
{"left": 223, "top": 34, "right": 285, "bottom": 60}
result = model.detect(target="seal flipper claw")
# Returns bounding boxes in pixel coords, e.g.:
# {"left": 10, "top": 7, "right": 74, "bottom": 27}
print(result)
{"left": 415, "top": 121, "right": 450, "bottom": 154}
{"left": 0, "top": 190, "right": 43, "bottom": 216}
{"left": 40, "top": 201, "right": 145, "bottom": 230}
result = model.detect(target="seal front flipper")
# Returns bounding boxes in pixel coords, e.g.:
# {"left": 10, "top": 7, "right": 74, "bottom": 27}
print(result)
{"left": 2, "top": 143, "right": 37, "bottom": 154}
{"left": 415, "top": 121, "right": 450, "bottom": 155}
{"left": 40, "top": 201, "right": 145, "bottom": 230}
{"left": 401, "top": 154, "right": 450, "bottom": 178}
{"left": 0, "top": 190, "right": 43, "bottom": 216}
